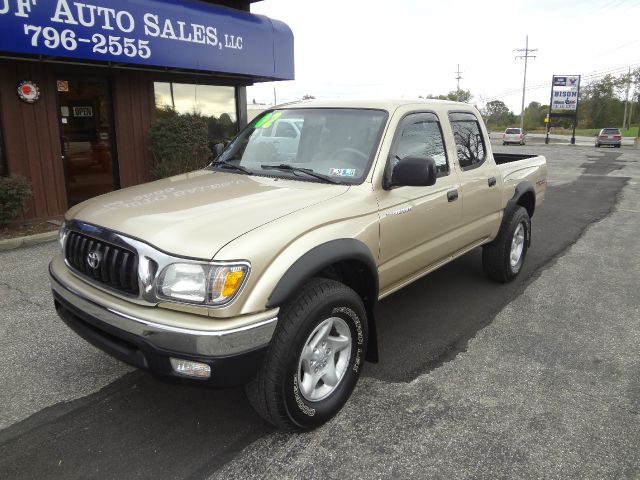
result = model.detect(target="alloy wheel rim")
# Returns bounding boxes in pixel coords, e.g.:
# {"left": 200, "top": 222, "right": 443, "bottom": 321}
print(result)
{"left": 510, "top": 223, "right": 525, "bottom": 268}
{"left": 297, "top": 317, "right": 352, "bottom": 402}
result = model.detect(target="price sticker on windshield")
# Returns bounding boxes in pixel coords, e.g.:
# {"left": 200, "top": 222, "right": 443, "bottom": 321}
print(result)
{"left": 329, "top": 168, "right": 356, "bottom": 177}
{"left": 255, "top": 111, "right": 282, "bottom": 129}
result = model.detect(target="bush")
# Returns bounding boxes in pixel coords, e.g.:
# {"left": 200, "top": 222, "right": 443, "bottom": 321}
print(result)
{"left": 148, "top": 109, "right": 211, "bottom": 179}
{"left": 0, "top": 176, "right": 32, "bottom": 227}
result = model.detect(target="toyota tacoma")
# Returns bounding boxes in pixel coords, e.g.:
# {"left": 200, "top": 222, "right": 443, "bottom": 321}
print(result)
{"left": 51, "top": 99, "right": 547, "bottom": 430}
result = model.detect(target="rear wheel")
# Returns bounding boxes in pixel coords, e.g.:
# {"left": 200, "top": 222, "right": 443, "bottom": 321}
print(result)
{"left": 483, "top": 206, "right": 530, "bottom": 282}
{"left": 245, "top": 278, "right": 368, "bottom": 431}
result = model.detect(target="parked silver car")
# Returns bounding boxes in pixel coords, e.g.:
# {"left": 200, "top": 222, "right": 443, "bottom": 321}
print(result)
{"left": 595, "top": 128, "right": 622, "bottom": 148}
{"left": 503, "top": 128, "right": 525, "bottom": 145}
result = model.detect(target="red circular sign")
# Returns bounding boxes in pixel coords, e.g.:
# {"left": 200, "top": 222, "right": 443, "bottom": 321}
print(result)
{"left": 17, "top": 81, "right": 40, "bottom": 104}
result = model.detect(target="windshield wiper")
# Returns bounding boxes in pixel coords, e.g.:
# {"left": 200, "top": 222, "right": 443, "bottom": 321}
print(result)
{"left": 209, "top": 160, "right": 252, "bottom": 175}
{"left": 260, "top": 164, "right": 339, "bottom": 184}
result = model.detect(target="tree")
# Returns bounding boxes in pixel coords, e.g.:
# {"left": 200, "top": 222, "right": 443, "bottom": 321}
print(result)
{"left": 149, "top": 112, "right": 210, "bottom": 179}
{"left": 427, "top": 89, "right": 473, "bottom": 103}
{"left": 578, "top": 75, "right": 623, "bottom": 128}
{"left": 615, "top": 67, "right": 640, "bottom": 130}
{"left": 447, "top": 89, "right": 472, "bottom": 103}
{"left": 482, "top": 100, "right": 517, "bottom": 129}
{"left": 523, "top": 101, "right": 548, "bottom": 130}
{"left": 484, "top": 100, "right": 509, "bottom": 125}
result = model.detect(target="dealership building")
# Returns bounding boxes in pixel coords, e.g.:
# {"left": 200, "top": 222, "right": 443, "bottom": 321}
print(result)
{"left": 0, "top": 0, "right": 293, "bottom": 219}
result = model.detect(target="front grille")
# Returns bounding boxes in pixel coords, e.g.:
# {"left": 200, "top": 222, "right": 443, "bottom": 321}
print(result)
{"left": 65, "top": 231, "right": 139, "bottom": 295}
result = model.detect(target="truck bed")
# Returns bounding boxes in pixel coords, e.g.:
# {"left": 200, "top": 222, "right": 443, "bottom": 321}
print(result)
{"left": 495, "top": 153, "right": 547, "bottom": 209}
{"left": 493, "top": 152, "right": 539, "bottom": 165}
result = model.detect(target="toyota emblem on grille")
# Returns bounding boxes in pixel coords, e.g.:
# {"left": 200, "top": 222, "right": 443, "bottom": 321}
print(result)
{"left": 87, "top": 251, "right": 102, "bottom": 269}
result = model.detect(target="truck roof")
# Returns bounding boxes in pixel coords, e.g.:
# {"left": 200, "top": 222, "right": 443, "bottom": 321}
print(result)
{"left": 277, "top": 98, "right": 475, "bottom": 112}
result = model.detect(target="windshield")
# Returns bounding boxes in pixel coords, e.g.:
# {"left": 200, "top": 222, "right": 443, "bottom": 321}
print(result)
{"left": 505, "top": 128, "right": 521, "bottom": 134}
{"left": 602, "top": 128, "right": 620, "bottom": 134}
{"left": 213, "top": 108, "right": 388, "bottom": 184}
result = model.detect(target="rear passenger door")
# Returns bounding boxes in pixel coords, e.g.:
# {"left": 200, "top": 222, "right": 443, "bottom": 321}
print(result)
{"left": 377, "top": 112, "right": 464, "bottom": 294}
{"left": 448, "top": 112, "right": 502, "bottom": 244}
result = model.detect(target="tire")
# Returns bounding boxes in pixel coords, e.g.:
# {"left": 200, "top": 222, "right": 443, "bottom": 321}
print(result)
{"left": 595, "top": 143, "right": 600, "bottom": 147}
{"left": 503, "top": 142, "right": 506, "bottom": 146}
{"left": 245, "top": 278, "right": 368, "bottom": 431}
{"left": 482, "top": 206, "right": 531, "bottom": 283}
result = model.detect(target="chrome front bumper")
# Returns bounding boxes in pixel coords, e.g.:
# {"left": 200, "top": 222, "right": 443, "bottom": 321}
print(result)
{"left": 50, "top": 265, "right": 277, "bottom": 358}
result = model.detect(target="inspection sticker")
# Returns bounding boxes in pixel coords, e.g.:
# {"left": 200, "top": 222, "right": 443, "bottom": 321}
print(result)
{"left": 329, "top": 168, "right": 356, "bottom": 177}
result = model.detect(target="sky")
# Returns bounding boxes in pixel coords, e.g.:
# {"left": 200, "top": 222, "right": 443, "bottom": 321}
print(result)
{"left": 247, "top": 0, "right": 640, "bottom": 114}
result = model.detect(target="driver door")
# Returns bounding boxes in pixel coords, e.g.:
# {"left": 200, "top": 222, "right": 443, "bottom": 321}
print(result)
{"left": 376, "top": 112, "right": 463, "bottom": 295}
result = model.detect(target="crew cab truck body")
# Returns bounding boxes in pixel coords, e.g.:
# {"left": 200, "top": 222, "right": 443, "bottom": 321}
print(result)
{"left": 50, "top": 99, "right": 547, "bottom": 430}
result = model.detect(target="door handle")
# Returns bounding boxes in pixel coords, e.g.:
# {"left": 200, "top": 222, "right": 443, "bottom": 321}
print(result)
{"left": 488, "top": 176, "right": 497, "bottom": 187}
{"left": 447, "top": 189, "right": 459, "bottom": 202}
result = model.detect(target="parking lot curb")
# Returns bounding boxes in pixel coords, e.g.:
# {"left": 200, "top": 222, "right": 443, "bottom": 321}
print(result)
{"left": 0, "top": 231, "right": 58, "bottom": 252}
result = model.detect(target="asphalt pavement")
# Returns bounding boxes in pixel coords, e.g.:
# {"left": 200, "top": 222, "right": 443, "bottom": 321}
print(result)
{"left": 0, "top": 143, "right": 638, "bottom": 479}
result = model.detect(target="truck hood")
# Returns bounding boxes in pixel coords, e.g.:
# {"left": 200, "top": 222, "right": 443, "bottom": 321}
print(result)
{"left": 68, "top": 170, "right": 349, "bottom": 259}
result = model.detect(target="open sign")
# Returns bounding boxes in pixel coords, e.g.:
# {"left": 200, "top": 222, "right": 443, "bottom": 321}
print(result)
{"left": 73, "top": 106, "right": 93, "bottom": 117}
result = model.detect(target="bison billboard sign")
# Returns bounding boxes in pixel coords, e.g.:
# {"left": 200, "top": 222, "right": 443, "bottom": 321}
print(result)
{"left": 551, "top": 75, "right": 580, "bottom": 111}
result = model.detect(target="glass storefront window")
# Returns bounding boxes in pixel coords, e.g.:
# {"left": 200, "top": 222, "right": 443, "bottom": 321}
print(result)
{"left": 0, "top": 124, "right": 7, "bottom": 176}
{"left": 154, "top": 82, "right": 238, "bottom": 145}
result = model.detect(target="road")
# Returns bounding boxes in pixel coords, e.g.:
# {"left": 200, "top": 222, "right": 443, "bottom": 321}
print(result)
{"left": 1, "top": 143, "right": 638, "bottom": 479}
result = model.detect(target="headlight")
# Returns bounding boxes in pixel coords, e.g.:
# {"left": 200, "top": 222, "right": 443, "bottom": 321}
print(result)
{"left": 156, "top": 262, "right": 249, "bottom": 306}
{"left": 158, "top": 263, "right": 208, "bottom": 303}
{"left": 58, "top": 220, "right": 68, "bottom": 249}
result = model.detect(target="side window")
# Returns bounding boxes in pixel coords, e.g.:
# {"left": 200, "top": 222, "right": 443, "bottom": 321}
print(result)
{"left": 392, "top": 113, "right": 449, "bottom": 178}
{"left": 274, "top": 121, "right": 297, "bottom": 138}
{"left": 449, "top": 112, "right": 486, "bottom": 170}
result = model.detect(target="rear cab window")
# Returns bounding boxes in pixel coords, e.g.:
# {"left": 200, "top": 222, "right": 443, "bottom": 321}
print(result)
{"left": 449, "top": 112, "right": 487, "bottom": 171}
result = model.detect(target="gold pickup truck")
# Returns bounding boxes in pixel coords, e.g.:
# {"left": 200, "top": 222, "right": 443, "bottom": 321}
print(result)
{"left": 50, "top": 99, "right": 547, "bottom": 430}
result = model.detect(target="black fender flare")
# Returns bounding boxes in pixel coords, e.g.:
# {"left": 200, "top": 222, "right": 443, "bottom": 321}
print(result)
{"left": 266, "top": 238, "right": 380, "bottom": 362}
{"left": 501, "top": 181, "right": 535, "bottom": 246}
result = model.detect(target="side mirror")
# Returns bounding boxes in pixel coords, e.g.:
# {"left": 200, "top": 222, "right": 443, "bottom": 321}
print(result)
{"left": 387, "top": 156, "right": 437, "bottom": 188}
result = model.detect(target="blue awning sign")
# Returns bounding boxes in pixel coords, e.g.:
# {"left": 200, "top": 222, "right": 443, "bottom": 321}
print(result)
{"left": 0, "top": 0, "right": 294, "bottom": 80}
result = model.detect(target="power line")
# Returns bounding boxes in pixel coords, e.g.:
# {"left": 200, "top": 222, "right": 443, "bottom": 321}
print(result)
{"left": 582, "top": 36, "right": 640, "bottom": 61}
{"left": 514, "top": 35, "right": 537, "bottom": 130}
{"left": 485, "top": 59, "right": 640, "bottom": 103}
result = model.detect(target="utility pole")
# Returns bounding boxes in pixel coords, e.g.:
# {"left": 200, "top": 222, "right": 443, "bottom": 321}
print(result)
{"left": 454, "top": 64, "right": 463, "bottom": 100}
{"left": 623, "top": 67, "right": 631, "bottom": 131}
{"left": 635, "top": 90, "right": 640, "bottom": 149}
{"left": 515, "top": 35, "right": 537, "bottom": 131}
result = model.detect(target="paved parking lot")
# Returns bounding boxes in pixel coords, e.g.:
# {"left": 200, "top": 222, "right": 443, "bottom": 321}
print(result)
{"left": 1, "top": 143, "right": 639, "bottom": 479}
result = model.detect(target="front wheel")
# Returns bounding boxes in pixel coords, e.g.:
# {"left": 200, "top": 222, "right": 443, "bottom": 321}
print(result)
{"left": 482, "top": 206, "right": 531, "bottom": 282}
{"left": 246, "top": 278, "right": 368, "bottom": 431}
